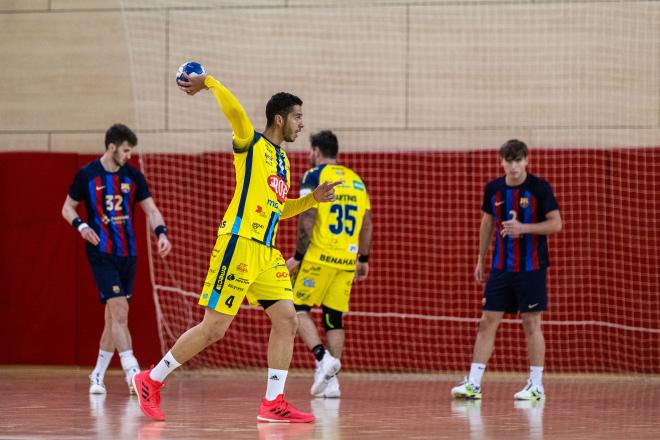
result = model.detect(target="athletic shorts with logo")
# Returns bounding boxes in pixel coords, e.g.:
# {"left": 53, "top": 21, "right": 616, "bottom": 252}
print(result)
{"left": 483, "top": 268, "right": 547, "bottom": 313}
{"left": 199, "top": 234, "right": 292, "bottom": 315}
{"left": 86, "top": 247, "right": 137, "bottom": 304}
{"left": 292, "top": 259, "right": 354, "bottom": 312}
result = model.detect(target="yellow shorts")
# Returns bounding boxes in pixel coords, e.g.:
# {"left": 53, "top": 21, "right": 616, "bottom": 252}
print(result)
{"left": 199, "top": 234, "right": 293, "bottom": 315}
{"left": 292, "top": 260, "right": 354, "bottom": 312}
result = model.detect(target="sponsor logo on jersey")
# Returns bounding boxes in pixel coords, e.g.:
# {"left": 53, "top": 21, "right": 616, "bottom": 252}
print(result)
{"left": 348, "top": 244, "right": 359, "bottom": 253}
{"left": 353, "top": 181, "right": 365, "bottom": 191}
{"left": 267, "top": 199, "right": 280, "bottom": 210}
{"left": 228, "top": 273, "right": 249, "bottom": 284}
{"left": 303, "top": 278, "right": 315, "bottom": 288}
{"left": 319, "top": 254, "right": 356, "bottom": 265}
{"left": 268, "top": 175, "right": 289, "bottom": 203}
{"left": 275, "top": 271, "right": 289, "bottom": 279}
{"left": 120, "top": 183, "right": 131, "bottom": 194}
{"left": 236, "top": 263, "right": 248, "bottom": 273}
{"left": 215, "top": 265, "right": 228, "bottom": 290}
{"left": 336, "top": 194, "right": 357, "bottom": 202}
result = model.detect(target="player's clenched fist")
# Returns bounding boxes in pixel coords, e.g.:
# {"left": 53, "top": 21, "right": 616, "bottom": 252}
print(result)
{"left": 313, "top": 181, "right": 342, "bottom": 203}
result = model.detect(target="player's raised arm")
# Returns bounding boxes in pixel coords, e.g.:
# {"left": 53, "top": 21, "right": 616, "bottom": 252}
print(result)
{"left": 178, "top": 72, "right": 254, "bottom": 150}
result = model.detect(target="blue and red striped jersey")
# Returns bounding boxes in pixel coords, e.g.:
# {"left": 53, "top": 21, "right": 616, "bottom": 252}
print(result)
{"left": 69, "top": 159, "right": 151, "bottom": 256}
{"left": 482, "top": 173, "right": 559, "bottom": 272}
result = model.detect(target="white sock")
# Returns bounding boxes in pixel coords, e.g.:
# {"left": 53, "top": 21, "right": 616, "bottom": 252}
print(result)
{"left": 149, "top": 351, "right": 181, "bottom": 383}
{"left": 119, "top": 350, "right": 140, "bottom": 379}
{"left": 468, "top": 363, "right": 487, "bottom": 387}
{"left": 530, "top": 366, "right": 544, "bottom": 387}
{"left": 91, "top": 350, "right": 114, "bottom": 381}
{"left": 265, "top": 368, "right": 288, "bottom": 401}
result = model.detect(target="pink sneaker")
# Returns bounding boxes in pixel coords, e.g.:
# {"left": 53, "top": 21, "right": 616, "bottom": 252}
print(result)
{"left": 257, "top": 394, "right": 315, "bottom": 423}
{"left": 133, "top": 368, "right": 166, "bottom": 421}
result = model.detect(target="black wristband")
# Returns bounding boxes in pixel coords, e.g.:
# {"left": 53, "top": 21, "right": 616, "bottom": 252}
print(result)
{"left": 358, "top": 254, "right": 369, "bottom": 263}
{"left": 154, "top": 225, "right": 168, "bottom": 237}
{"left": 294, "top": 251, "right": 305, "bottom": 262}
{"left": 72, "top": 217, "right": 83, "bottom": 229}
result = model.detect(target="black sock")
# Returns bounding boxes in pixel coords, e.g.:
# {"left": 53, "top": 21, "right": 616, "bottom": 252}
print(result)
{"left": 311, "top": 344, "right": 326, "bottom": 362}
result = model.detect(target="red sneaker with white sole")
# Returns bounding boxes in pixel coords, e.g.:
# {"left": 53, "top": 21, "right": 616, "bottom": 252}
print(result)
{"left": 257, "top": 394, "right": 315, "bottom": 423}
{"left": 133, "top": 368, "right": 166, "bottom": 421}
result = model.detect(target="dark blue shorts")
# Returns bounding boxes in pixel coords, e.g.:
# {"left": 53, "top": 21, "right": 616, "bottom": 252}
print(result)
{"left": 483, "top": 268, "right": 547, "bottom": 314}
{"left": 86, "top": 248, "right": 137, "bottom": 304}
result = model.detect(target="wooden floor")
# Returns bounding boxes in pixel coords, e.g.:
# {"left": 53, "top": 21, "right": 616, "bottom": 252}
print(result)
{"left": 0, "top": 367, "right": 659, "bottom": 439}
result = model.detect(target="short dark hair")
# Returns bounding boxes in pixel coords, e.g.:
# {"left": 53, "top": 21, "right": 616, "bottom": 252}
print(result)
{"left": 105, "top": 123, "right": 137, "bottom": 150}
{"left": 265, "top": 92, "right": 303, "bottom": 127}
{"left": 310, "top": 130, "right": 339, "bottom": 158}
{"left": 499, "top": 139, "right": 528, "bottom": 161}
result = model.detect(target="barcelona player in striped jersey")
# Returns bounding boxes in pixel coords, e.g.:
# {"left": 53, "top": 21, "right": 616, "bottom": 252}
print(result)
{"left": 452, "top": 139, "right": 562, "bottom": 401}
{"left": 61, "top": 123, "right": 172, "bottom": 395}
{"left": 132, "top": 69, "right": 339, "bottom": 424}
{"left": 285, "top": 130, "right": 373, "bottom": 398}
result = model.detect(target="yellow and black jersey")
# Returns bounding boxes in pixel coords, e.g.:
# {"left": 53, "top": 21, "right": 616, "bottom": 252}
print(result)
{"left": 204, "top": 75, "right": 316, "bottom": 248}
{"left": 300, "top": 164, "right": 370, "bottom": 270}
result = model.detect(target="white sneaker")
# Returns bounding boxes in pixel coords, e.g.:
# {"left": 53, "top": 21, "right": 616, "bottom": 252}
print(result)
{"left": 125, "top": 368, "right": 139, "bottom": 395}
{"left": 310, "top": 353, "right": 341, "bottom": 396}
{"left": 514, "top": 380, "right": 545, "bottom": 400}
{"left": 89, "top": 373, "right": 106, "bottom": 395}
{"left": 451, "top": 377, "right": 482, "bottom": 399}
{"left": 314, "top": 374, "right": 341, "bottom": 398}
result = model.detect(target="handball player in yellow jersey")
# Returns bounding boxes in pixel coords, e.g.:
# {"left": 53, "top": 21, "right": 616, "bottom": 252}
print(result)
{"left": 285, "top": 130, "right": 373, "bottom": 398}
{"left": 133, "top": 70, "right": 340, "bottom": 423}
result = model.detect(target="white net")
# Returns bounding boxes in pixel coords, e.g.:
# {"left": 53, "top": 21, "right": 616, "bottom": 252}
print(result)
{"left": 120, "top": 1, "right": 660, "bottom": 373}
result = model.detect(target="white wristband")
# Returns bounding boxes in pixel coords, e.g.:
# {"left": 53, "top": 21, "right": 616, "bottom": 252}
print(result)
{"left": 78, "top": 222, "right": 89, "bottom": 232}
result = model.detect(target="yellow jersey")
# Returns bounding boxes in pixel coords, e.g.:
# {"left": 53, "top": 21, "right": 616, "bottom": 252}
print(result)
{"left": 217, "top": 132, "right": 293, "bottom": 246}
{"left": 300, "top": 164, "right": 371, "bottom": 270}
{"left": 204, "top": 75, "right": 316, "bottom": 247}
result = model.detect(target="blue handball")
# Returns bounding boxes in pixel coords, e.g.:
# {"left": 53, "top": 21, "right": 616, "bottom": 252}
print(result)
{"left": 176, "top": 61, "right": 205, "bottom": 85}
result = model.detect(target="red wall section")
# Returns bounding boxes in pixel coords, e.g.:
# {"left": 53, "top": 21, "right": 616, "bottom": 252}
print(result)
{"left": 0, "top": 153, "right": 161, "bottom": 367}
{"left": 1, "top": 149, "right": 659, "bottom": 373}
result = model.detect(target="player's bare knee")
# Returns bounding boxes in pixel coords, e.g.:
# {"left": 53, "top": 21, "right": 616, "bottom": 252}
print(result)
{"left": 478, "top": 313, "right": 500, "bottom": 333}
{"left": 274, "top": 311, "right": 299, "bottom": 336}
{"left": 208, "top": 327, "right": 227, "bottom": 343}
{"left": 108, "top": 301, "right": 129, "bottom": 325}
{"left": 521, "top": 314, "right": 542, "bottom": 336}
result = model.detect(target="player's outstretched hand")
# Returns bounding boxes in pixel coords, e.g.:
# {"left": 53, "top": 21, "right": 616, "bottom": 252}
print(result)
{"left": 80, "top": 226, "right": 100, "bottom": 246}
{"left": 313, "top": 181, "right": 342, "bottom": 203}
{"left": 177, "top": 72, "right": 208, "bottom": 96}
{"left": 157, "top": 234, "right": 172, "bottom": 257}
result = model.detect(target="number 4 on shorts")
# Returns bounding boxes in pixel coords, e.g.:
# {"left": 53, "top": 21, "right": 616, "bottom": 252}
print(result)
{"left": 224, "top": 295, "right": 235, "bottom": 308}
